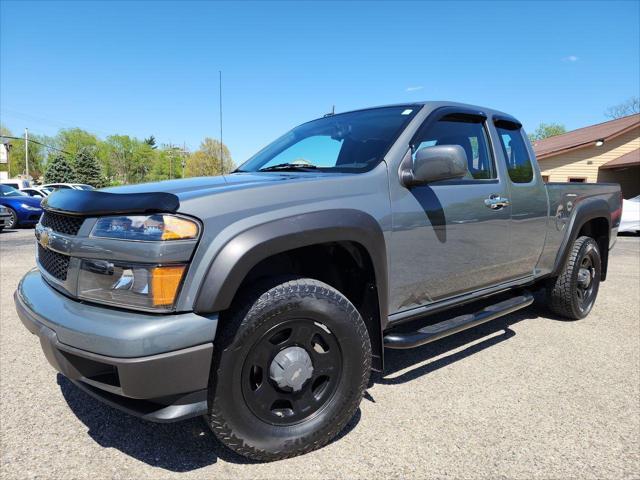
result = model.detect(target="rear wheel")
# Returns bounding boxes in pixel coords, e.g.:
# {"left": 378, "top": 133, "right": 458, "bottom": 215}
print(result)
{"left": 546, "top": 236, "right": 601, "bottom": 319}
{"left": 206, "top": 277, "right": 371, "bottom": 461}
{"left": 6, "top": 208, "right": 18, "bottom": 229}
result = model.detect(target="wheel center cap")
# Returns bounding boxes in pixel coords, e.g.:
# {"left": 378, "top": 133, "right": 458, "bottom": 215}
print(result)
{"left": 269, "top": 346, "right": 314, "bottom": 392}
{"left": 577, "top": 267, "right": 592, "bottom": 288}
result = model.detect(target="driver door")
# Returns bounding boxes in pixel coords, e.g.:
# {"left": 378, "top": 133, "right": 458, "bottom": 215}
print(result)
{"left": 388, "top": 108, "right": 517, "bottom": 314}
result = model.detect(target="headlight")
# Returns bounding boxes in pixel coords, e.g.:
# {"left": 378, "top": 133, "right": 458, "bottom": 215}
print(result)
{"left": 91, "top": 214, "right": 199, "bottom": 241}
{"left": 78, "top": 259, "right": 186, "bottom": 311}
{"left": 21, "top": 203, "right": 42, "bottom": 211}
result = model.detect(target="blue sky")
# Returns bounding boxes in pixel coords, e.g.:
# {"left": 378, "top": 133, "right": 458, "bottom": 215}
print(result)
{"left": 1, "top": 1, "right": 639, "bottom": 164}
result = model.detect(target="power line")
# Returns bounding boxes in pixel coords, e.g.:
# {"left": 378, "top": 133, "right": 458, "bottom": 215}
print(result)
{"left": 1, "top": 107, "right": 113, "bottom": 137}
{"left": 0, "top": 135, "right": 72, "bottom": 155}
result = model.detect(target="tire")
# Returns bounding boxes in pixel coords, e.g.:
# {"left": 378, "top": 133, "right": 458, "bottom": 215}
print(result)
{"left": 546, "top": 236, "right": 601, "bottom": 320}
{"left": 206, "top": 277, "right": 371, "bottom": 461}
{"left": 5, "top": 208, "right": 18, "bottom": 229}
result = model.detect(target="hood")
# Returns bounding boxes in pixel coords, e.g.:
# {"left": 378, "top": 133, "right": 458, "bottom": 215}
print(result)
{"left": 101, "top": 172, "right": 345, "bottom": 201}
{"left": 40, "top": 171, "right": 357, "bottom": 218}
{"left": 67, "top": 168, "right": 385, "bottom": 223}
{"left": 0, "top": 195, "right": 43, "bottom": 207}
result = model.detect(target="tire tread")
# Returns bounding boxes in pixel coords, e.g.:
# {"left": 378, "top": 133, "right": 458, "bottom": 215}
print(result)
{"left": 207, "top": 277, "right": 371, "bottom": 461}
{"left": 546, "top": 235, "right": 599, "bottom": 320}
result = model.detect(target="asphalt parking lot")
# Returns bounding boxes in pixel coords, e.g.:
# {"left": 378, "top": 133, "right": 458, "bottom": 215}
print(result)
{"left": 1, "top": 228, "right": 639, "bottom": 479}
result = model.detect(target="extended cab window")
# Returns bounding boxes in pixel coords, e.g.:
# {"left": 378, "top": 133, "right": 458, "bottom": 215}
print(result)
{"left": 495, "top": 124, "right": 533, "bottom": 183}
{"left": 413, "top": 114, "right": 496, "bottom": 180}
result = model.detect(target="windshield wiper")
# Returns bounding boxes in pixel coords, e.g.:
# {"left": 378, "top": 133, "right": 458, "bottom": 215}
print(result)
{"left": 259, "top": 163, "right": 318, "bottom": 172}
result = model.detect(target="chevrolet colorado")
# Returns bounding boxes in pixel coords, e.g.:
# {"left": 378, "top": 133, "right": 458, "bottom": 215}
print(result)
{"left": 15, "top": 102, "right": 622, "bottom": 461}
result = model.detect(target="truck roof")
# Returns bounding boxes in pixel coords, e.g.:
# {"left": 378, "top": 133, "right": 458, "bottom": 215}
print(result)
{"left": 313, "top": 100, "right": 521, "bottom": 126}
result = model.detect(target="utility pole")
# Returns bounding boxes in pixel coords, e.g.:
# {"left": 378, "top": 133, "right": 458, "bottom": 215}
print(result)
{"left": 24, "top": 128, "right": 29, "bottom": 179}
{"left": 168, "top": 142, "right": 174, "bottom": 180}
{"left": 182, "top": 141, "right": 187, "bottom": 177}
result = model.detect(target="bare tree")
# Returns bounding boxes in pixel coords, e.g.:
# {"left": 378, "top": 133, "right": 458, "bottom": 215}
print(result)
{"left": 605, "top": 97, "right": 640, "bottom": 119}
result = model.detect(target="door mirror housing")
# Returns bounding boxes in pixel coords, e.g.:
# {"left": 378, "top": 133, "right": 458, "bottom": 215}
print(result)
{"left": 401, "top": 145, "right": 469, "bottom": 186}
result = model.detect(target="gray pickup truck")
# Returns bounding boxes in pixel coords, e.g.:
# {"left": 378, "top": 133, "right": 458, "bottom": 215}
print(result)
{"left": 15, "top": 102, "right": 622, "bottom": 461}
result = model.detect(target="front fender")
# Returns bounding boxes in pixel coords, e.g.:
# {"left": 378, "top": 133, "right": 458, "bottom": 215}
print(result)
{"left": 193, "top": 209, "right": 388, "bottom": 322}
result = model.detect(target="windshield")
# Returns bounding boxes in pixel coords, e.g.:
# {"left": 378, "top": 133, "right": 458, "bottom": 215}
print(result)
{"left": 75, "top": 184, "right": 95, "bottom": 190}
{"left": 237, "top": 106, "right": 419, "bottom": 173}
{"left": 0, "top": 185, "right": 28, "bottom": 197}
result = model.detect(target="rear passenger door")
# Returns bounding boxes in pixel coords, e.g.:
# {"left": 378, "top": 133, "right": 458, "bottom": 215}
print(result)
{"left": 492, "top": 118, "right": 548, "bottom": 278}
{"left": 388, "top": 108, "right": 517, "bottom": 313}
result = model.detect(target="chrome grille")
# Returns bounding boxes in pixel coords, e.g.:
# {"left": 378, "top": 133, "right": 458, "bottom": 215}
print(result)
{"left": 41, "top": 211, "right": 84, "bottom": 235}
{"left": 38, "top": 244, "right": 70, "bottom": 281}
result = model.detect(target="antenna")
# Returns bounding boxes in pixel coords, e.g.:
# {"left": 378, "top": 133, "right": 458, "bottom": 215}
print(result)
{"left": 219, "top": 70, "right": 225, "bottom": 181}
{"left": 323, "top": 105, "right": 336, "bottom": 117}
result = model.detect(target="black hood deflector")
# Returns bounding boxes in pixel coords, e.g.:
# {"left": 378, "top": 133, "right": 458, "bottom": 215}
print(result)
{"left": 42, "top": 189, "right": 180, "bottom": 216}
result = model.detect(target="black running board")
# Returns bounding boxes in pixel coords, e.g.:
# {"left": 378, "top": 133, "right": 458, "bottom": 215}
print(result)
{"left": 383, "top": 293, "right": 534, "bottom": 349}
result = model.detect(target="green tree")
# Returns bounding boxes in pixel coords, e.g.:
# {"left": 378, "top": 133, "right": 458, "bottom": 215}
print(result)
{"left": 104, "top": 135, "right": 135, "bottom": 184}
{"left": 44, "top": 153, "right": 75, "bottom": 183}
{"left": 144, "top": 135, "right": 157, "bottom": 149}
{"left": 148, "top": 146, "right": 184, "bottom": 181}
{"left": 185, "top": 138, "right": 234, "bottom": 177}
{"left": 56, "top": 128, "right": 100, "bottom": 159}
{"left": 605, "top": 96, "right": 640, "bottom": 119}
{"left": 74, "top": 146, "right": 104, "bottom": 187}
{"left": 528, "top": 122, "right": 567, "bottom": 142}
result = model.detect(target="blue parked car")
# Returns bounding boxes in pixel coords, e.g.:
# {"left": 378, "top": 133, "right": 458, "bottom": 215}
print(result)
{"left": 0, "top": 184, "right": 44, "bottom": 229}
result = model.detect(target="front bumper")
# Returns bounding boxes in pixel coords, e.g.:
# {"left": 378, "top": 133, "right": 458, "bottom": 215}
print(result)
{"left": 17, "top": 211, "right": 42, "bottom": 224}
{"left": 15, "top": 270, "right": 219, "bottom": 422}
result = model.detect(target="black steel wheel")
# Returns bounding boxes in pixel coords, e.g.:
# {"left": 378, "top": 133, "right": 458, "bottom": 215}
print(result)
{"left": 206, "top": 277, "right": 371, "bottom": 461}
{"left": 547, "top": 235, "right": 601, "bottom": 319}
{"left": 241, "top": 319, "right": 342, "bottom": 426}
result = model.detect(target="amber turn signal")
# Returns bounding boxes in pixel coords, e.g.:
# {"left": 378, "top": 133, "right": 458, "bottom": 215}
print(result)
{"left": 151, "top": 265, "right": 186, "bottom": 306}
{"left": 161, "top": 216, "right": 200, "bottom": 240}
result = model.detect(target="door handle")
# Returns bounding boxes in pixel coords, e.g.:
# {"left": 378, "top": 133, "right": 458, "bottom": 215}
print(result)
{"left": 484, "top": 194, "right": 511, "bottom": 210}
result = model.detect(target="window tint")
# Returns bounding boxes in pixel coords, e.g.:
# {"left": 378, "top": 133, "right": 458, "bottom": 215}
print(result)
{"left": 495, "top": 126, "right": 533, "bottom": 183}
{"left": 413, "top": 115, "right": 495, "bottom": 180}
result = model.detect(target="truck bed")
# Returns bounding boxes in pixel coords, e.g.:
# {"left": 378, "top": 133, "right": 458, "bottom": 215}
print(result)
{"left": 536, "top": 182, "right": 622, "bottom": 277}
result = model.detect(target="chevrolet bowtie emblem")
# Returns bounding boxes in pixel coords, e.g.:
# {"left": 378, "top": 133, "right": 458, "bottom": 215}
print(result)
{"left": 39, "top": 229, "right": 51, "bottom": 249}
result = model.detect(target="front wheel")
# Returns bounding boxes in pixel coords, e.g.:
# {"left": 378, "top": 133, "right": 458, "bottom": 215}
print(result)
{"left": 206, "top": 277, "right": 372, "bottom": 461}
{"left": 546, "top": 235, "right": 601, "bottom": 319}
{"left": 5, "top": 208, "right": 18, "bottom": 229}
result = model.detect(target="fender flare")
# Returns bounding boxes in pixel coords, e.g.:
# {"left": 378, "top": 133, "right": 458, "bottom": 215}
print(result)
{"left": 193, "top": 209, "right": 389, "bottom": 326}
{"left": 551, "top": 197, "right": 611, "bottom": 278}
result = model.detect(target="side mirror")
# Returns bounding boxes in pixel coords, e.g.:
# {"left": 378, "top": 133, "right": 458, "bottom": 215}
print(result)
{"left": 401, "top": 145, "right": 469, "bottom": 186}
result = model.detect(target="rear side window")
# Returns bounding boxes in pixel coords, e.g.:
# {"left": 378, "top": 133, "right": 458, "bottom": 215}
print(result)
{"left": 495, "top": 125, "right": 533, "bottom": 183}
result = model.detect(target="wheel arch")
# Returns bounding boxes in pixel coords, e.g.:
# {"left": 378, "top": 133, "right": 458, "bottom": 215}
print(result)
{"left": 552, "top": 197, "right": 611, "bottom": 281}
{"left": 193, "top": 209, "right": 388, "bottom": 370}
